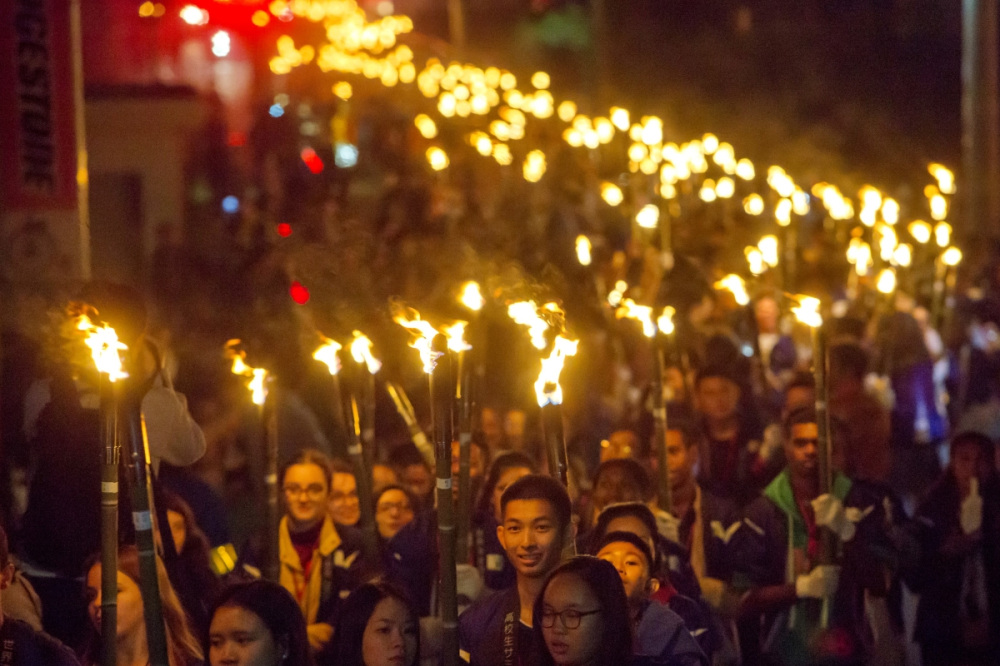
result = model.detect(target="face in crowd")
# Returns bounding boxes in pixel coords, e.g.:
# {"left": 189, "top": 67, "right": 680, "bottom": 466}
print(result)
{"left": 695, "top": 376, "right": 740, "bottom": 422}
{"left": 361, "top": 596, "right": 419, "bottom": 666}
{"left": 282, "top": 462, "right": 331, "bottom": 530}
{"left": 167, "top": 508, "right": 188, "bottom": 553}
{"left": 498, "top": 498, "right": 565, "bottom": 579}
{"left": 375, "top": 488, "right": 415, "bottom": 540}
{"left": 209, "top": 605, "right": 283, "bottom": 666}
{"left": 490, "top": 465, "right": 533, "bottom": 523}
{"left": 85, "top": 564, "right": 145, "bottom": 641}
{"left": 785, "top": 421, "right": 819, "bottom": 481}
{"left": 665, "top": 429, "right": 697, "bottom": 490}
{"left": 401, "top": 462, "right": 434, "bottom": 500}
{"left": 596, "top": 540, "right": 657, "bottom": 604}
{"left": 540, "top": 573, "right": 604, "bottom": 666}
{"left": 330, "top": 471, "right": 361, "bottom": 527}
{"left": 602, "top": 515, "right": 657, "bottom": 566}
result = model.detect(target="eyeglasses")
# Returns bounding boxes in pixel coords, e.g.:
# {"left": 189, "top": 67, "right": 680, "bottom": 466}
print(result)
{"left": 330, "top": 490, "right": 359, "bottom": 503}
{"left": 540, "top": 608, "right": 601, "bottom": 629}
{"left": 376, "top": 501, "right": 413, "bottom": 514}
{"left": 283, "top": 484, "right": 326, "bottom": 499}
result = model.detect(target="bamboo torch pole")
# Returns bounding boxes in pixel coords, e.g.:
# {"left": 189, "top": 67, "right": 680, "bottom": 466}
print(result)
{"left": 430, "top": 333, "right": 459, "bottom": 666}
{"left": 446, "top": 323, "right": 474, "bottom": 564}
{"left": 347, "top": 396, "right": 379, "bottom": 562}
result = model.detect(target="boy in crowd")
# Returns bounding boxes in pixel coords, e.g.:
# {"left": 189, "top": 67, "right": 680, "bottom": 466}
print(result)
{"left": 458, "top": 475, "right": 572, "bottom": 666}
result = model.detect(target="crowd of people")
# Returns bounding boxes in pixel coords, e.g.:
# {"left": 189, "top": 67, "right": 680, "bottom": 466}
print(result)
{"left": 1, "top": 274, "right": 999, "bottom": 666}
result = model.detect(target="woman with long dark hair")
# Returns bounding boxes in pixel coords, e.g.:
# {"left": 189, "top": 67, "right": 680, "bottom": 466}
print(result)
{"left": 331, "top": 581, "right": 420, "bottom": 666}
{"left": 205, "top": 580, "right": 312, "bottom": 666}
{"left": 82, "top": 546, "right": 203, "bottom": 666}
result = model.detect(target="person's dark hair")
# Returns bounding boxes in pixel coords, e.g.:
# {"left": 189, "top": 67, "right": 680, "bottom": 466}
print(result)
{"left": 388, "top": 443, "right": 429, "bottom": 471}
{"left": 784, "top": 404, "right": 818, "bottom": 438}
{"left": 950, "top": 431, "right": 996, "bottom": 474}
{"left": 533, "top": 557, "right": 633, "bottom": 666}
{"left": 206, "top": 580, "right": 313, "bottom": 666}
{"left": 593, "top": 530, "right": 654, "bottom": 570}
{"left": 590, "top": 502, "right": 660, "bottom": 563}
{"left": 499, "top": 475, "right": 572, "bottom": 532}
{"left": 162, "top": 490, "right": 220, "bottom": 632}
{"left": 281, "top": 449, "right": 333, "bottom": 490}
{"left": 373, "top": 483, "right": 421, "bottom": 514}
{"left": 330, "top": 457, "right": 357, "bottom": 477}
{"left": 591, "top": 458, "right": 655, "bottom": 503}
{"left": 331, "top": 581, "right": 420, "bottom": 666}
{"left": 829, "top": 343, "right": 869, "bottom": 382}
{"left": 695, "top": 364, "right": 739, "bottom": 388}
{"left": 474, "top": 451, "right": 538, "bottom": 520}
{"left": 786, "top": 371, "right": 816, "bottom": 393}
{"left": 665, "top": 409, "right": 702, "bottom": 450}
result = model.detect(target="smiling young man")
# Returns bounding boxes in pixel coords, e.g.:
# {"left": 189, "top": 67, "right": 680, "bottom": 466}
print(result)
{"left": 458, "top": 475, "right": 572, "bottom": 666}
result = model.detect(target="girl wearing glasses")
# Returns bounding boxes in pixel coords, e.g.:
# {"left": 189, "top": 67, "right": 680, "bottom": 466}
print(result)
{"left": 278, "top": 449, "right": 363, "bottom": 663}
{"left": 373, "top": 485, "right": 435, "bottom": 616}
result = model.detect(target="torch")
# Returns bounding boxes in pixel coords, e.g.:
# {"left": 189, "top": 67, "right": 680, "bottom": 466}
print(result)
{"left": 535, "top": 336, "right": 579, "bottom": 487}
{"left": 791, "top": 296, "right": 834, "bottom": 626}
{"left": 394, "top": 306, "right": 459, "bottom": 666}
{"left": 227, "top": 342, "right": 279, "bottom": 581}
{"left": 77, "top": 313, "right": 127, "bottom": 666}
{"left": 350, "top": 331, "right": 382, "bottom": 473}
{"left": 120, "top": 350, "right": 170, "bottom": 666}
{"left": 444, "top": 321, "right": 473, "bottom": 563}
{"left": 314, "top": 337, "right": 378, "bottom": 562}
{"left": 386, "top": 381, "right": 435, "bottom": 468}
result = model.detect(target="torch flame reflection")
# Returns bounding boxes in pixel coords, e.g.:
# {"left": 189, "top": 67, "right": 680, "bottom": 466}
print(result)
{"left": 350, "top": 331, "right": 382, "bottom": 374}
{"left": 534, "top": 335, "right": 579, "bottom": 407}
{"left": 313, "top": 336, "right": 343, "bottom": 375}
{"left": 77, "top": 314, "right": 128, "bottom": 382}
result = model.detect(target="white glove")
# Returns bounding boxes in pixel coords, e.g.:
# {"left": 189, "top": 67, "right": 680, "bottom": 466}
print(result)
{"left": 456, "top": 563, "right": 483, "bottom": 603}
{"left": 654, "top": 509, "right": 681, "bottom": 544}
{"left": 758, "top": 426, "right": 784, "bottom": 462}
{"left": 795, "top": 565, "right": 841, "bottom": 600}
{"left": 961, "top": 478, "right": 983, "bottom": 535}
{"left": 811, "top": 494, "right": 856, "bottom": 542}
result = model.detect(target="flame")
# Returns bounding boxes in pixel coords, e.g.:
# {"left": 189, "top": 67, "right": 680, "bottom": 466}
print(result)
{"left": 77, "top": 314, "right": 128, "bottom": 382}
{"left": 942, "top": 246, "right": 963, "bottom": 267}
{"left": 576, "top": 235, "right": 592, "bottom": 266}
{"left": 534, "top": 335, "right": 579, "bottom": 407}
{"left": 226, "top": 339, "right": 268, "bottom": 406}
{"left": 443, "top": 321, "right": 472, "bottom": 353}
{"left": 607, "top": 280, "right": 628, "bottom": 307}
{"left": 313, "top": 336, "right": 343, "bottom": 375}
{"left": 876, "top": 268, "right": 897, "bottom": 294}
{"left": 791, "top": 296, "right": 822, "bottom": 329}
{"left": 459, "top": 281, "right": 484, "bottom": 312}
{"left": 616, "top": 299, "right": 656, "bottom": 338}
{"left": 714, "top": 274, "right": 750, "bottom": 306}
{"left": 657, "top": 306, "right": 676, "bottom": 335}
{"left": 507, "top": 301, "right": 561, "bottom": 350}
{"left": 350, "top": 331, "right": 382, "bottom": 374}
{"left": 393, "top": 306, "right": 442, "bottom": 374}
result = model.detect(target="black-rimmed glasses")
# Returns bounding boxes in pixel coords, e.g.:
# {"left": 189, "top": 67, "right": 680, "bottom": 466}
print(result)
{"left": 540, "top": 608, "right": 602, "bottom": 629}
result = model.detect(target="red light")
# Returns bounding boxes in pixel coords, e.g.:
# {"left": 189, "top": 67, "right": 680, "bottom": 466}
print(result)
{"left": 289, "top": 281, "right": 310, "bottom": 304}
{"left": 300, "top": 147, "right": 324, "bottom": 174}
{"left": 276, "top": 223, "right": 292, "bottom": 237}
{"left": 227, "top": 131, "right": 246, "bottom": 147}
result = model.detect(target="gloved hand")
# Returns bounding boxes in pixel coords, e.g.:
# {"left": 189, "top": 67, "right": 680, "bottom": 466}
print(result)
{"left": 811, "top": 494, "right": 872, "bottom": 542}
{"left": 961, "top": 478, "right": 983, "bottom": 535}
{"left": 456, "top": 563, "right": 484, "bottom": 604}
{"left": 654, "top": 509, "right": 681, "bottom": 544}
{"left": 795, "top": 565, "right": 841, "bottom": 599}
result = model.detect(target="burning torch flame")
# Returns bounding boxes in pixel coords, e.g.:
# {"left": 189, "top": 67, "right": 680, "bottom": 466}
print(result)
{"left": 534, "top": 335, "right": 579, "bottom": 407}
{"left": 616, "top": 299, "right": 656, "bottom": 338}
{"left": 393, "top": 306, "right": 443, "bottom": 374}
{"left": 507, "top": 301, "right": 561, "bottom": 350}
{"left": 791, "top": 296, "right": 822, "bottom": 329}
{"left": 77, "top": 314, "right": 128, "bottom": 382}
{"left": 459, "top": 281, "right": 485, "bottom": 312}
{"left": 226, "top": 339, "right": 268, "bottom": 406}
{"left": 876, "top": 268, "right": 897, "bottom": 295}
{"left": 657, "top": 307, "right": 676, "bottom": 335}
{"left": 350, "top": 331, "right": 382, "bottom": 374}
{"left": 443, "top": 321, "right": 472, "bottom": 353}
{"left": 714, "top": 274, "right": 750, "bottom": 306}
{"left": 576, "top": 235, "right": 592, "bottom": 266}
{"left": 313, "top": 336, "right": 342, "bottom": 375}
